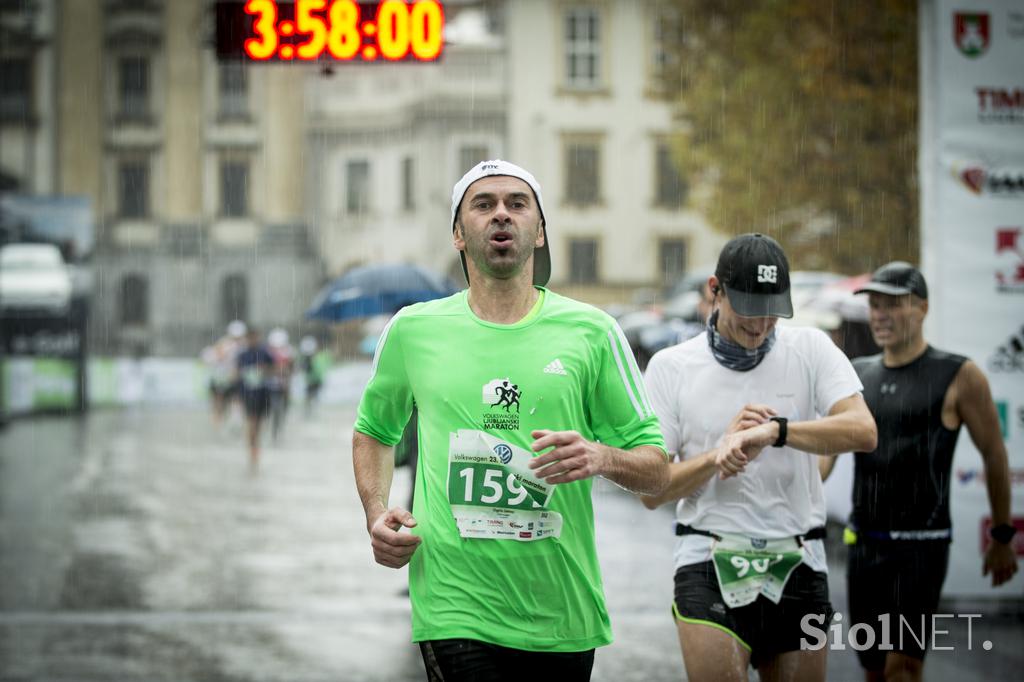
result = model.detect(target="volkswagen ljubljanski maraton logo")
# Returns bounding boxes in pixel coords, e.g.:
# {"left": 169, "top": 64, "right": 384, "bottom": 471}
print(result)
{"left": 481, "top": 377, "right": 523, "bottom": 430}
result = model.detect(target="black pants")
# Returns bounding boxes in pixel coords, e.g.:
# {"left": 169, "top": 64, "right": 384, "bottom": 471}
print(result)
{"left": 847, "top": 540, "right": 950, "bottom": 670}
{"left": 419, "top": 639, "right": 595, "bottom": 682}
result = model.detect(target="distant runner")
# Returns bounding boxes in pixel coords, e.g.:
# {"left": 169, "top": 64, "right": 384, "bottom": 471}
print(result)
{"left": 235, "top": 326, "right": 274, "bottom": 473}
{"left": 201, "top": 320, "right": 246, "bottom": 430}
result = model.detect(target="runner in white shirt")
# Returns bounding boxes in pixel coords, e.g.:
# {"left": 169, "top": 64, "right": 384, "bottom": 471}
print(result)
{"left": 641, "top": 234, "right": 877, "bottom": 682}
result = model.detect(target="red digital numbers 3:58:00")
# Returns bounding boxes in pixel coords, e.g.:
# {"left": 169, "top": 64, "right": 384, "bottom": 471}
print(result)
{"left": 215, "top": 0, "right": 445, "bottom": 62}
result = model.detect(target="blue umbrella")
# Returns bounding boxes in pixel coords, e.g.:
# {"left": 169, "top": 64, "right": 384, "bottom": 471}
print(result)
{"left": 305, "top": 263, "right": 457, "bottom": 322}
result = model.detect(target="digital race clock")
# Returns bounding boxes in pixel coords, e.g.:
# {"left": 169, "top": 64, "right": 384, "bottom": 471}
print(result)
{"left": 215, "top": 0, "right": 445, "bottom": 62}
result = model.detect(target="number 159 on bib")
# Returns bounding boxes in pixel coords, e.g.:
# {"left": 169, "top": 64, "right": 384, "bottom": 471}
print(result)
{"left": 448, "top": 463, "right": 543, "bottom": 510}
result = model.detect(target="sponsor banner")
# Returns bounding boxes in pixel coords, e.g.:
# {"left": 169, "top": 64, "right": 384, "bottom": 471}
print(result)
{"left": 937, "top": 5, "right": 1024, "bottom": 134}
{"left": 922, "top": 0, "right": 1024, "bottom": 597}
{"left": 3, "top": 357, "right": 375, "bottom": 415}
{"left": 1, "top": 357, "right": 76, "bottom": 412}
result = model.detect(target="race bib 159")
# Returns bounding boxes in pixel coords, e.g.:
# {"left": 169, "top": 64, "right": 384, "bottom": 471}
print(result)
{"left": 447, "top": 430, "right": 563, "bottom": 541}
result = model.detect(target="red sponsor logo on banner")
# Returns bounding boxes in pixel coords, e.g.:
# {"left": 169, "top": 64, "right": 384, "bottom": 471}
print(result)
{"left": 996, "top": 227, "right": 1024, "bottom": 292}
{"left": 980, "top": 517, "right": 1024, "bottom": 556}
{"left": 955, "top": 12, "right": 990, "bottom": 58}
{"left": 975, "top": 87, "right": 1024, "bottom": 124}
{"left": 955, "top": 164, "right": 1024, "bottom": 196}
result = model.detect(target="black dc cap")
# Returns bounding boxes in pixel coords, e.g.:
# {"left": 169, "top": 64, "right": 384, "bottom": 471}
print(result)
{"left": 715, "top": 233, "right": 793, "bottom": 318}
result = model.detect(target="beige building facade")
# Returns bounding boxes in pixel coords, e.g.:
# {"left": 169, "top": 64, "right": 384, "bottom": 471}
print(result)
{"left": 2, "top": 0, "right": 727, "bottom": 356}
{"left": 3, "top": 0, "right": 321, "bottom": 356}
{"left": 306, "top": 0, "right": 724, "bottom": 303}
{"left": 505, "top": 0, "right": 724, "bottom": 301}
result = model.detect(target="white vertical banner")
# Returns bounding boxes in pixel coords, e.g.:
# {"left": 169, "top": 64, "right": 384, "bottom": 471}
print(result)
{"left": 921, "top": 0, "right": 1024, "bottom": 597}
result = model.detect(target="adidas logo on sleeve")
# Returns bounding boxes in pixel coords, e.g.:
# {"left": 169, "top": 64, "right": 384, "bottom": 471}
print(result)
{"left": 543, "top": 359, "right": 568, "bottom": 375}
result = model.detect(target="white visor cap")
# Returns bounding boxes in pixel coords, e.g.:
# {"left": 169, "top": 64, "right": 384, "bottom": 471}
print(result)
{"left": 450, "top": 159, "right": 550, "bottom": 286}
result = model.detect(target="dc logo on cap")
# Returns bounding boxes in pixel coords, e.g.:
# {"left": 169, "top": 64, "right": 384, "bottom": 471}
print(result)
{"left": 757, "top": 265, "right": 778, "bottom": 283}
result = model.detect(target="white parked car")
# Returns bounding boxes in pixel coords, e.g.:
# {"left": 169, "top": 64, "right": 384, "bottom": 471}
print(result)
{"left": 0, "top": 243, "right": 74, "bottom": 315}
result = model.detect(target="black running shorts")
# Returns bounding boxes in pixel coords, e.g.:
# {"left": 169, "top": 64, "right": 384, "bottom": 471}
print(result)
{"left": 846, "top": 539, "right": 950, "bottom": 670}
{"left": 673, "top": 560, "right": 833, "bottom": 668}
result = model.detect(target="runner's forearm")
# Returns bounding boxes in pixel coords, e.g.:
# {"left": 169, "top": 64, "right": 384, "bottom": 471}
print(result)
{"left": 600, "top": 445, "right": 669, "bottom": 496}
{"left": 786, "top": 417, "right": 875, "bottom": 454}
{"left": 981, "top": 444, "right": 1013, "bottom": 526}
{"left": 784, "top": 402, "right": 877, "bottom": 455}
{"left": 353, "top": 430, "right": 397, "bottom": 532}
{"left": 959, "top": 364, "right": 1014, "bottom": 526}
{"left": 640, "top": 453, "right": 717, "bottom": 508}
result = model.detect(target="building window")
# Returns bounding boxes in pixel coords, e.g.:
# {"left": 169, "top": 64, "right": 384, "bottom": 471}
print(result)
{"left": 569, "top": 238, "right": 598, "bottom": 284}
{"left": 659, "top": 238, "right": 688, "bottom": 284}
{"left": 651, "top": 5, "right": 682, "bottom": 88}
{"left": 118, "top": 55, "right": 150, "bottom": 120}
{"left": 0, "top": 57, "right": 31, "bottom": 121}
{"left": 655, "top": 141, "right": 687, "bottom": 208}
{"left": 120, "top": 274, "right": 149, "bottom": 326}
{"left": 564, "top": 138, "right": 601, "bottom": 207}
{"left": 459, "top": 145, "right": 488, "bottom": 174}
{"left": 218, "top": 60, "right": 248, "bottom": 119}
{"left": 564, "top": 7, "right": 601, "bottom": 90}
{"left": 221, "top": 273, "right": 248, "bottom": 325}
{"left": 118, "top": 158, "right": 150, "bottom": 218}
{"left": 401, "top": 156, "right": 415, "bottom": 211}
{"left": 346, "top": 159, "right": 370, "bottom": 215}
{"left": 220, "top": 158, "right": 249, "bottom": 217}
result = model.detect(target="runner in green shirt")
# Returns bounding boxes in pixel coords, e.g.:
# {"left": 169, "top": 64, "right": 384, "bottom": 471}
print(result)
{"left": 353, "top": 160, "right": 669, "bottom": 681}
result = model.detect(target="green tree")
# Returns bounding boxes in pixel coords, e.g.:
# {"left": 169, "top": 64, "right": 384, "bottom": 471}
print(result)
{"left": 662, "top": 0, "right": 918, "bottom": 272}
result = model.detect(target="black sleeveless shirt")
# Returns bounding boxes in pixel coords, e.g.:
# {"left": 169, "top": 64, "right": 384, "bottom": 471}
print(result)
{"left": 850, "top": 346, "right": 967, "bottom": 533}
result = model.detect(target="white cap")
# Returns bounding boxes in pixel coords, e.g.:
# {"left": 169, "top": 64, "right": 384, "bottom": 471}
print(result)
{"left": 299, "top": 336, "right": 318, "bottom": 354}
{"left": 268, "top": 327, "right": 289, "bottom": 348}
{"left": 227, "top": 320, "right": 247, "bottom": 338}
{"left": 450, "top": 159, "right": 550, "bottom": 286}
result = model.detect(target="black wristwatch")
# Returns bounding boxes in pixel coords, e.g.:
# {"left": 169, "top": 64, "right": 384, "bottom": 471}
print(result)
{"left": 989, "top": 523, "right": 1018, "bottom": 545}
{"left": 769, "top": 417, "right": 788, "bottom": 448}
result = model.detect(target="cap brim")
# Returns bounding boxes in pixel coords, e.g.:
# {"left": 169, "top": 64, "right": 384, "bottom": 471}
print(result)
{"left": 724, "top": 286, "right": 793, "bottom": 319}
{"left": 853, "top": 283, "right": 913, "bottom": 296}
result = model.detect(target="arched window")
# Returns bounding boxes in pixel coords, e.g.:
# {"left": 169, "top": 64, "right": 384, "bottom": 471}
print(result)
{"left": 120, "top": 273, "right": 149, "bottom": 326}
{"left": 221, "top": 273, "right": 248, "bottom": 325}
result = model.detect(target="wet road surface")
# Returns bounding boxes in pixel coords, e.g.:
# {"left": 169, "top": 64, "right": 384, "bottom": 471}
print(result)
{"left": 1, "top": 397, "right": 1020, "bottom": 680}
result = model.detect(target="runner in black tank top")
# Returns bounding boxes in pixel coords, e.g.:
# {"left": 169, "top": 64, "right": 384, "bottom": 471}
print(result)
{"left": 841, "top": 262, "right": 1017, "bottom": 682}
{"left": 851, "top": 346, "right": 965, "bottom": 535}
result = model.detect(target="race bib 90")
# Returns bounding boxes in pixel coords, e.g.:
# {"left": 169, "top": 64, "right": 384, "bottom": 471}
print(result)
{"left": 447, "top": 430, "right": 563, "bottom": 541}
{"left": 711, "top": 534, "right": 804, "bottom": 608}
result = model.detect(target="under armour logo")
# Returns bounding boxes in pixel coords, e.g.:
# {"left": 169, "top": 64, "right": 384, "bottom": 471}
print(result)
{"left": 757, "top": 265, "right": 778, "bottom": 283}
{"left": 881, "top": 382, "right": 898, "bottom": 395}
